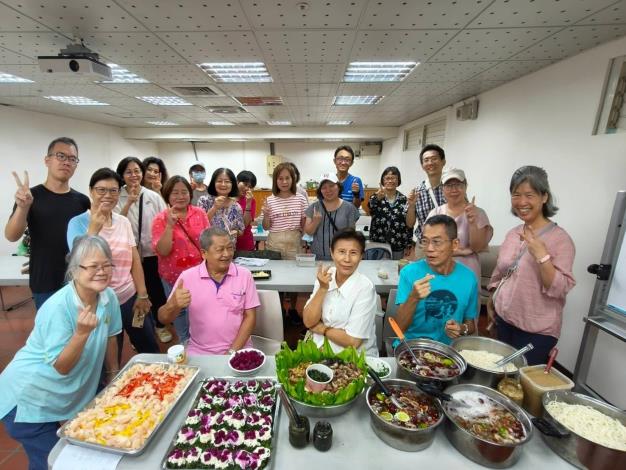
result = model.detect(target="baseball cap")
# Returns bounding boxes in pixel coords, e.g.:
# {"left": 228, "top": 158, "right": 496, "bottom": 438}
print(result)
{"left": 441, "top": 168, "right": 466, "bottom": 184}
{"left": 189, "top": 161, "right": 206, "bottom": 172}
{"left": 319, "top": 172, "right": 338, "bottom": 184}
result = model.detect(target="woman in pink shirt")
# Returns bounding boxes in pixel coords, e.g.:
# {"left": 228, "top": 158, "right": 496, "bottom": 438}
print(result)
{"left": 152, "top": 176, "right": 210, "bottom": 343}
{"left": 488, "top": 166, "right": 575, "bottom": 365}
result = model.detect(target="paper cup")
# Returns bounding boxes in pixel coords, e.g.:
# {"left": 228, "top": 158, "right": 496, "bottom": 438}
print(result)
{"left": 167, "top": 344, "right": 187, "bottom": 364}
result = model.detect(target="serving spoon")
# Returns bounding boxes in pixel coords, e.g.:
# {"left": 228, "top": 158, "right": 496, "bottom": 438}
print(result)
{"left": 495, "top": 343, "right": 534, "bottom": 368}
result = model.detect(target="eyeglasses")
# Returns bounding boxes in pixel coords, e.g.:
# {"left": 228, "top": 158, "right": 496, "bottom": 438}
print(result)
{"left": 79, "top": 263, "right": 114, "bottom": 274}
{"left": 422, "top": 157, "right": 441, "bottom": 164}
{"left": 443, "top": 182, "right": 465, "bottom": 190}
{"left": 335, "top": 157, "right": 352, "bottom": 163}
{"left": 93, "top": 187, "right": 120, "bottom": 196}
{"left": 48, "top": 152, "right": 79, "bottom": 164}
{"left": 419, "top": 237, "right": 450, "bottom": 249}
{"left": 124, "top": 169, "right": 142, "bottom": 177}
{"left": 383, "top": 176, "right": 398, "bottom": 182}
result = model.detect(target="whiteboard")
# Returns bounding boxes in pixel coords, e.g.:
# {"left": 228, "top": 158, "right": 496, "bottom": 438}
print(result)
{"left": 606, "top": 228, "right": 626, "bottom": 315}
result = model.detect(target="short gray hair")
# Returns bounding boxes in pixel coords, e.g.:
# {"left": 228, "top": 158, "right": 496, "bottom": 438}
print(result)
{"left": 509, "top": 165, "right": 559, "bottom": 218}
{"left": 199, "top": 226, "right": 231, "bottom": 250}
{"left": 65, "top": 235, "right": 113, "bottom": 282}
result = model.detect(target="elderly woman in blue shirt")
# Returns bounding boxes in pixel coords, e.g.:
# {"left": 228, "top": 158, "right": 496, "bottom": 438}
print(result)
{"left": 0, "top": 235, "right": 121, "bottom": 470}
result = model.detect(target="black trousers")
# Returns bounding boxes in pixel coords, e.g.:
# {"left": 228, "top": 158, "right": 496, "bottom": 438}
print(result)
{"left": 495, "top": 315, "right": 558, "bottom": 366}
{"left": 142, "top": 255, "right": 167, "bottom": 328}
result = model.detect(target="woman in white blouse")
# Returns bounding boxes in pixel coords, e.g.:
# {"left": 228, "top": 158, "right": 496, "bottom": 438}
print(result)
{"left": 303, "top": 228, "right": 378, "bottom": 356}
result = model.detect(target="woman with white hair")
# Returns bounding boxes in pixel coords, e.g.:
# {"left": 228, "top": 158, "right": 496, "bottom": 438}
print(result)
{"left": 488, "top": 166, "right": 575, "bottom": 365}
{"left": 0, "top": 235, "right": 122, "bottom": 470}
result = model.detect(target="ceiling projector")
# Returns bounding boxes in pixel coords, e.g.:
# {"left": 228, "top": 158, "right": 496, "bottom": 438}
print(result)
{"left": 38, "top": 42, "right": 112, "bottom": 80}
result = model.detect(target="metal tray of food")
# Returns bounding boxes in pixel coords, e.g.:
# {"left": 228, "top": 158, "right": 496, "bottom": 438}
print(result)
{"left": 57, "top": 357, "right": 200, "bottom": 455}
{"left": 251, "top": 269, "right": 272, "bottom": 279}
{"left": 160, "top": 376, "right": 281, "bottom": 470}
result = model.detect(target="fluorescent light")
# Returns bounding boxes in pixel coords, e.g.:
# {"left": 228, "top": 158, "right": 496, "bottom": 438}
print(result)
{"left": 333, "top": 95, "right": 383, "bottom": 106}
{"left": 327, "top": 120, "right": 353, "bottom": 126}
{"left": 100, "top": 64, "right": 149, "bottom": 83}
{"left": 136, "top": 96, "right": 192, "bottom": 106}
{"left": 146, "top": 121, "right": 178, "bottom": 126}
{"left": 267, "top": 120, "right": 292, "bottom": 126}
{"left": 197, "top": 62, "right": 272, "bottom": 83}
{"left": 229, "top": 138, "right": 248, "bottom": 142}
{"left": 0, "top": 72, "right": 33, "bottom": 83}
{"left": 343, "top": 61, "right": 417, "bottom": 82}
{"left": 44, "top": 96, "right": 109, "bottom": 106}
{"left": 208, "top": 120, "right": 234, "bottom": 126}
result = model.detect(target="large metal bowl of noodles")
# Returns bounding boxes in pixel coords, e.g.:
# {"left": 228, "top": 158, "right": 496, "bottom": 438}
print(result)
{"left": 394, "top": 338, "right": 466, "bottom": 388}
{"left": 539, "top": 390, "right": 626, "bottom": 470}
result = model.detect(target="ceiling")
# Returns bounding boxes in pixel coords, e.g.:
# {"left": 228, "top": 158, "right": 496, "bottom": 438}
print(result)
{"left": 0, "top": 0, "right": 625, "bottom": 130}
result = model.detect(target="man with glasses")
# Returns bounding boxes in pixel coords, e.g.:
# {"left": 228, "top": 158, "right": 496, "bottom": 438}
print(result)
{"left": 406, "top": 144, "right": 447, "bottom": 241}
{"left": 158, "top": 227, "right": 259, "bottom": 355}
{"left": 333, "top": 145, "right": 364, "bottom": 208}
{"left": 395, "top": 214, "right": 477, "bottom": 345}
{"left": 4, "top": 137, "right": 90, "bottom": 309}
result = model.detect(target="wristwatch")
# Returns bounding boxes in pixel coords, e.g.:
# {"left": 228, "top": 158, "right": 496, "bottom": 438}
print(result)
{"left": 537, "top": 254, "right": 551, "bottom": 264}
{"left": 462, "top": 323, "right": 469, "bottom": 336}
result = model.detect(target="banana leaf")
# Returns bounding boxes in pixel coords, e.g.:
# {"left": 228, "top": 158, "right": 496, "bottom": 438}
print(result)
{"left": 275, "top": 339, "right": 367, "bottom": 406}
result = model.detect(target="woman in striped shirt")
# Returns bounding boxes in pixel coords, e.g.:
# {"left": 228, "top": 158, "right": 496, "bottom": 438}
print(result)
{"left": 261, "top": 162, "right": 308, "bottom": 260}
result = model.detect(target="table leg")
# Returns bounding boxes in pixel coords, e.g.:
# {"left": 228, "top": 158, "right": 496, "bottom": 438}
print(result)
{"left": 0, "top": 287, "right": 33, "bottom": 311}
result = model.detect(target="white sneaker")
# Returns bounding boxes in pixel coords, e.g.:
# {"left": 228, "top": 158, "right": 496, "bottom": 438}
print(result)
{"left": 156, "top": 327, "right": 173, "bottom": 343}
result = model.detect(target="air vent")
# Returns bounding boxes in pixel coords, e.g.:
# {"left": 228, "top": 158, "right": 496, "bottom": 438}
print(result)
{"left": 235, "top": 96, "right": 283, "bottom": 106}
{"left": 171, "top": 86, "right": 218, "bottom": 96}
{"left": 204, "top": 106, "right": 247, "bottom": 114}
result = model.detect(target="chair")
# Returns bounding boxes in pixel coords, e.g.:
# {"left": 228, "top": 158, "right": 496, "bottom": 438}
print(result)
{"left": 251, "top": 290, "right": 284, "bottom": 355}
{"left": 374, "top": 294, "right": 385, "bottom": 355}
{"left": 364, "top": 241, "right": 392, "bottom": 260}
{"left": 478, "top": 245, "right": 500, "bottom": 306}
{"left": 381, "top": 288, "right": 400, "bottom": 356}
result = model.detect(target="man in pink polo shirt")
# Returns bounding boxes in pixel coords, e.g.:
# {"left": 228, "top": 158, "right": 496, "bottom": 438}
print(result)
{"left": 158, "top": 227, "right": 259, "bottom": 355}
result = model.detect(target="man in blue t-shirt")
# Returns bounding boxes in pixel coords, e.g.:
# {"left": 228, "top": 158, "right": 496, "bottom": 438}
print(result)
{"left": 396, "top": 214, "right": 478, "bottom": 344}
{"left": 333, "top": 145, "right": 364, "bottom": 208}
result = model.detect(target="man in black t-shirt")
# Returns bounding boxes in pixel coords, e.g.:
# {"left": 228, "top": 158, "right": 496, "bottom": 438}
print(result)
{"left": 4, "top": 137, "right": 90, "bottom": 309}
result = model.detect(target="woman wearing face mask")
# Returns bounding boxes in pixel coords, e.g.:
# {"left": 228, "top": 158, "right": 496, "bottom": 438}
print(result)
{"left": 142, "top": 156, "right": 168, "bottom": 195}
{"left": 488, "top": 166, "right": 575, "bottom": 365}
{"left": 0, "top": 235, "right": 121, "bottom": 470}
{"left": 368, "top": 166, "right": 414, "bottom": 260}
{"left": 236, "top": 170, "right": 258, "bottom": 251}
{"left": 304, "top": 172, "right": 359, "bottom": 261}
{"left": 303, "top": 228, "right": 378, "bottom": 356}
{"left": 115, "top": 157, "right": 171, "bottom": 344}
{"left": 189, "top": 162, "right": 208, "bottom": 205}
{"left": 152, "top": 176, "right": 210, "bottom": 343}
{"left": 197, "top": 168, "right": 245, "bottom": 242}
{"left": 67, "top": 168, "right": 159, "bottom": 357}
{"left": 427, "top": 168, "right": 493, "bottom": 281}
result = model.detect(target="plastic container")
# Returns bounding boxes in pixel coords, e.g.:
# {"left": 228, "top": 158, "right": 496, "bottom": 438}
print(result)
{"left": 519, "top": 365, "right": 574, "bottom": 417}
{"left": 296, "top": 253, "right": 316, "bottom": 267}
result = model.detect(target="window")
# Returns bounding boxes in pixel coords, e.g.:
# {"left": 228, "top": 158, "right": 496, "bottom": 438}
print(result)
{"left": 403, "top": 117, "right": 446, "bottom": 151}
{"left": 594, "top": 55, "right": 626, "bottom": 135}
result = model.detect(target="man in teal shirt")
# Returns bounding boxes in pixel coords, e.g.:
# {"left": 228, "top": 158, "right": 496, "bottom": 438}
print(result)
{"left": 396, "top": 214, "right": 477, "bottom": 344}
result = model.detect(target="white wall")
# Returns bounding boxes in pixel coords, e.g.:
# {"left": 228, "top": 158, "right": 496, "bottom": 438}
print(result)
{"left": 0, "top": 106, "right": 157, "bottom": 256}
{"left": 156, "top": 141, "right": 383, "bottom": 189}
{"left": 379, "top": 36, "right": 626, "bottom": 404}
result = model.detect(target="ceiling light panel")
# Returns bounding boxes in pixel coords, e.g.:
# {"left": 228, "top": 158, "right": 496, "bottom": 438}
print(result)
{"left": 333, "top": 95, "right": 382, "bottom": 105}
{"left": 208, "top": 120, "right": 234, "bottom": 126}
{"left": 136, "top": 96, "right": 193, "bottom": 106}
{"left": 44, "top": 96, "right": 109, "bottom": 106}
{"left": 146, "top": 121, "right": 178, "bottom": 126}
{"left": 100, "top": 64, "right": 149, "bottom": 83}
{"left": 0, "top": 72, "right": 33, "bottom": 83}
{"left": 267, "top": 120, "right": 291, "bottom": 125}
{"left": 197, "top": 63, "right": 272, "bottom": 83}
{"left": 344, "top": 62, "right": 417, "bottom": 82}
{"left": 327, "top": 120, "right": 352, "bottom": 125}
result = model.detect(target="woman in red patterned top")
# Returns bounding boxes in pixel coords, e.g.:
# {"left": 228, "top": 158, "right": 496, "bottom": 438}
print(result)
{"left": 152, "top": 176, "right": 210, "bottom": 343}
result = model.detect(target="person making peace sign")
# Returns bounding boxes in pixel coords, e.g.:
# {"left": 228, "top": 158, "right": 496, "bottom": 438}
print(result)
{"left": 4, "top": 137, "right": 90, "bottom": 309}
